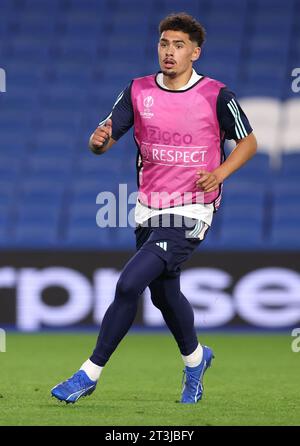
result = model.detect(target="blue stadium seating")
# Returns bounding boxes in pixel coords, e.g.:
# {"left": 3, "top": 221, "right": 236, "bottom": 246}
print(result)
{"left": 218, "top": 224, "right": 264, "bottom": 249}
{"left": 225, "top": 153, "right": 272, "bottom": 182}
{"left": 269, "top": 225, "right": 300, "bottom": 249}
{"left": 14, "top": 224, "right": 59, "bottom": 247}
{"left": 272, "top": 180, "right": 300, "bottom": 204}
{"left": 221, "top": 203, "right": 264, "bottom": 227}
{"left": 280, "top": 153, "right": 300, "bottom": 178}
{"left": 64, "top": 221, "right": 114, "bottom": 248}
{"left": 0, "top": 154, "right": 23, "bottom": 178}
{"left": 0, "top": 180, "right": 16, "bottom": 207}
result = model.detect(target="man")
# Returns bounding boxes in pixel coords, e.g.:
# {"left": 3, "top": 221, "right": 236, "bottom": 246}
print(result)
{"left": 51, "top": 13, "right": 257, "bottom": 404}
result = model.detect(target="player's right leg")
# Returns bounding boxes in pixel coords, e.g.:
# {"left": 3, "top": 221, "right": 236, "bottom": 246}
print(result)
{"left": 51, "top": 249, "right": 165, "bottom": 404}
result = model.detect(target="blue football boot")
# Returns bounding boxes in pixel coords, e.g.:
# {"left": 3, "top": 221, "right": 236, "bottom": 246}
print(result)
{"left": 181, "top": 345, "right": 214, "bottom": 404}
{"left": 51, "top": 370, "right": 97, "bottom": 404}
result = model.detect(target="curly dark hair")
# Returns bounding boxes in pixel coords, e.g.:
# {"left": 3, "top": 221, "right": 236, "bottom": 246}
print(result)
{"left": 159, "top": 12, "right": 206, "bottom": 47}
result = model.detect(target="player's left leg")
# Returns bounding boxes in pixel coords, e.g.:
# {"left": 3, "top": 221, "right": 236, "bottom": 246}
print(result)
{"left": 149, "top": 275, "right": 199, "bottom": 356}
{"left": 149, "top": 275, "right": 214, "bottom": 404}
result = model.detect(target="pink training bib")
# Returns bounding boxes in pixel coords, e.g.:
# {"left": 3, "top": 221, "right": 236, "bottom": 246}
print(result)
{"left": 131, "top": 74, "right": 225, "bottom": 210}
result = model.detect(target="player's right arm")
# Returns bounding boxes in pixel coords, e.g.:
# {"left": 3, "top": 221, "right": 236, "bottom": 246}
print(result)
{"left": 89, "top": 118, "right": 116, "bottom": 155}
{"left": 89, "top": 81, "right": 134, "bottom": 155}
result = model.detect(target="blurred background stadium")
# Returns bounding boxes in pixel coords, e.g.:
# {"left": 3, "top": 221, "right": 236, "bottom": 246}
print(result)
{"left": 0, "top": 0, "right": 299, "bottom": 332}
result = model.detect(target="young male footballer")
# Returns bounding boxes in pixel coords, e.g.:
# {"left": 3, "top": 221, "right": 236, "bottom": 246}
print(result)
{"left": 51, "top": 13, "right": 257, "bottom": 404}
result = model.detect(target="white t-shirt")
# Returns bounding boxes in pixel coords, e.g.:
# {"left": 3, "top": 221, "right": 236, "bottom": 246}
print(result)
{"left": 134, "top": 69, "right": 214, "bottom": 227}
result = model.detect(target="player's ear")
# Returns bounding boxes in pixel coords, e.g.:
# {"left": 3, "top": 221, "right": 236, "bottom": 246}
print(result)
{"left": 191, "top": 46, "right": 201, "bottom": 62}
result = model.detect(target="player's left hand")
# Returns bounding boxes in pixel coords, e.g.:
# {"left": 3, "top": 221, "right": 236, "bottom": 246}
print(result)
{"left": 196, "top": 170, "right": 221, "bottom": 193}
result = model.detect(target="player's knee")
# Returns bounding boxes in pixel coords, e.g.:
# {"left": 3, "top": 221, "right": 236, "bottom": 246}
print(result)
{"left": 115, "top": 276, "right": 138, "bottom": 299}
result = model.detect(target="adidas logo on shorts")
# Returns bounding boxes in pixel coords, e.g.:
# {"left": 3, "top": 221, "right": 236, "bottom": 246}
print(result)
{"left": 155, "top": 241, "right": 168, "bottom": 251}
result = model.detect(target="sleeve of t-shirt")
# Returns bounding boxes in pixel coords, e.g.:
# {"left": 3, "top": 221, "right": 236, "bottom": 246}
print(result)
{"left": 217, "top": 88, "right": 253, "bottom": 140}
{"left": 98, "top": 81, "right": 134, "bottom": 141}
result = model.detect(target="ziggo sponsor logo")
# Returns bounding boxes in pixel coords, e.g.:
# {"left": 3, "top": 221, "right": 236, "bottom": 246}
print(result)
{"left": 145, "top": 125, "right": 193, "bottom": 145}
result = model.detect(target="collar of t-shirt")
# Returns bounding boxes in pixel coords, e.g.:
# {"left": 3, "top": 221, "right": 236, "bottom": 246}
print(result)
{"left": 156, "top": 68, "right": 202, "bottom": 90}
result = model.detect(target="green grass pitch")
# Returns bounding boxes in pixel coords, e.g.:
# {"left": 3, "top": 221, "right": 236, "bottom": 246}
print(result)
{"left": 0, "top": 332, "right": 299, "bottom": 426}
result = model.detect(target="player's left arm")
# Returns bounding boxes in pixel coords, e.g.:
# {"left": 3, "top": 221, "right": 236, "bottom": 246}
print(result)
{"left": 196, "top": 88, "right": 257, "bottom": 193}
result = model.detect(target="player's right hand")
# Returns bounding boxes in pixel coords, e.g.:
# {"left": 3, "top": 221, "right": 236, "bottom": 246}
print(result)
{"left": 91, "top": 118, "right": 112, "bottom": 149}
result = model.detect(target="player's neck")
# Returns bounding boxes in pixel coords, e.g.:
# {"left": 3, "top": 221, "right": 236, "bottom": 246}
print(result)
{"left": 162, "top": 68, "right": 193, "bottom": 90}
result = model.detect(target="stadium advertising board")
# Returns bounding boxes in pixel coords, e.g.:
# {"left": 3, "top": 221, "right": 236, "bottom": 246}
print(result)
{"left": 0, "top": 251, "right": 299, "bottom": 331}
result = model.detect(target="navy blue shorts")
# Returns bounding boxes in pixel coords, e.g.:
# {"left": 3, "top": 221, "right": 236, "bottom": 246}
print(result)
{"left": 135, "top": 214, "right": 210, "bottom": 277}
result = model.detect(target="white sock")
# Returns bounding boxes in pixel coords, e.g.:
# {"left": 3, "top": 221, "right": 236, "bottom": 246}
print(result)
{"left": 80, "top": 359, "right": 103, "bottom": 382}
{"left": 181, "top": 344, "right": 203, "bottom": 368}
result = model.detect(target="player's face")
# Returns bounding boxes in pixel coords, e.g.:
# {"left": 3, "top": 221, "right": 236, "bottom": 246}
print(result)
{"left": 158, "top": 30, "right": 200, "bottom": 78}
